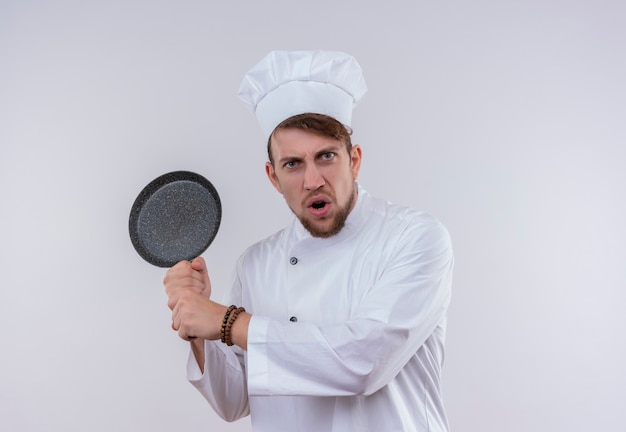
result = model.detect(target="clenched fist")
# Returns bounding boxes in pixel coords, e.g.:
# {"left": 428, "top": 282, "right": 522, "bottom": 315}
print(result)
{"left": 163, "top": 257, "right": 226, "bottom": 341}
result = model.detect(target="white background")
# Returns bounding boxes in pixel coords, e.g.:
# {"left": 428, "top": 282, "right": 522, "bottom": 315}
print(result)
{"left": 1, "top": 1, "right": 624, "bottom": 431}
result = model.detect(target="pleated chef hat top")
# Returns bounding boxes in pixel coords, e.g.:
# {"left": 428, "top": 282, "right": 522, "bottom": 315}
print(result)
{"left": 237, "top": 50, "right": 368, "bottom": 139}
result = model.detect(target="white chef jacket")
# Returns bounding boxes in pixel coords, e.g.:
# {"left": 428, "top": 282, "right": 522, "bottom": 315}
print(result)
{"left": 187, "top": 185, "right": 454, "bottom": 432}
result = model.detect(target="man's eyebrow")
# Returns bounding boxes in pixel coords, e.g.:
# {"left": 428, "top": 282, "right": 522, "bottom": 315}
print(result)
{"left": 277, "top": 155, "right": 303, "bottom": 165}
{"left": 277, "top": 145, "right": 343, "bottom": 165}
{"left": 315, "top": 145, "right": 343, "bottom": 157}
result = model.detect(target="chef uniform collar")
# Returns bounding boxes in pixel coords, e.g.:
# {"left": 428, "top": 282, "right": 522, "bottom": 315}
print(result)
{"left": 237, "top": 50, "right": 368, "bottom": 139}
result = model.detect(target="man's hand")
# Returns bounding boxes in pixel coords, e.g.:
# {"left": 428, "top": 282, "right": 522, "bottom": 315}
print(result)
{"left": 164, "top": 257, "right": 211, "bottom": 307}
{"left": 163, "top": 257, "right": 225, "bottom": 341}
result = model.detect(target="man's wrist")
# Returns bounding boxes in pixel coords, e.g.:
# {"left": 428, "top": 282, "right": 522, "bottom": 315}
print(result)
{"left": 231, "top": 312, "right": 251, "bottom": 351}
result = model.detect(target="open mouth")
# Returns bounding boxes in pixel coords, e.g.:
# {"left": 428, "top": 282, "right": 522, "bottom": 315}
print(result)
{"left": 306, "top": 197, "right": 331, "bottom": 217}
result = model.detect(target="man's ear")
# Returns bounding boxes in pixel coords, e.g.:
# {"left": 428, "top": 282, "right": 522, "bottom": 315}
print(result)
{"left": 265, "top": 162, "right": 283, "bottom": 194}
{"left": 350, "top": 144, "right": 363, "bottom": 180}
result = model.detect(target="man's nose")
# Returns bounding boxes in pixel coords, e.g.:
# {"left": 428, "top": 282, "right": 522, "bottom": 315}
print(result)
{"left": 303, "top": 164, "right": 325, "bottom": 190}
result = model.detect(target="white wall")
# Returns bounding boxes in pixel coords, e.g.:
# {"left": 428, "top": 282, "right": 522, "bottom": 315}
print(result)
{"left": 1, "top": 1, "right": 624, "bottom": 431}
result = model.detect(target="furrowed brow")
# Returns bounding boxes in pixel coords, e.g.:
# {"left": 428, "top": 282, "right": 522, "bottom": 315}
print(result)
{"left": 278, "top": 156, "right": 303, "bottom": 165}
{"left": 315, "top": 146, "right": 343, "bottom": 157}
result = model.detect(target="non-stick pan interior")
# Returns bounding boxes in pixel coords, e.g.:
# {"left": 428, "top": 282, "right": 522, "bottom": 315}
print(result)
{"left": 129, "top": 171, "right": 221, "bottom": 267}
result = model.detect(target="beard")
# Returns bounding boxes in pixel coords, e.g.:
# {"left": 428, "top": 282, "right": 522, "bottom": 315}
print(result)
{"left": 296, "top": 186, "right": 356, "bottom": 238}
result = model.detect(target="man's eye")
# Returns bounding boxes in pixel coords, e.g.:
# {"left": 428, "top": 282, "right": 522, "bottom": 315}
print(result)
{"left": 284, "top": 161, "right": 298, "bottom": 168}
{"left": 321, "top": 152, "right": 335, "bottom": 161}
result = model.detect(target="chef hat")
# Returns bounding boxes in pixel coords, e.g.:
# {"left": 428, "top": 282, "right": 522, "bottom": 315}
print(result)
{"left": 237, "top": 50, "right": 367, "bottom": 139}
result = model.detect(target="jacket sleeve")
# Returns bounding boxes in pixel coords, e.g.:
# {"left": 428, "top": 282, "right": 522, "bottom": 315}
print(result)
{"left": 246, "top": 217, "right": 454, "bottom": 396}
{"left": 186, "top": 275, "right": 250, "bottom": 422}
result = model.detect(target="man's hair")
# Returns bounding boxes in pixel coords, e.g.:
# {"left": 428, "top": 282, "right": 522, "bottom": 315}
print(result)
{"left": 267, "top": 113, "right": 353, "bottom": 165}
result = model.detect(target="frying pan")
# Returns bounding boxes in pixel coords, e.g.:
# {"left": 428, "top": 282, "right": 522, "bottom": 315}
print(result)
{"left": 129, "top": 171, "right": 222, "bottom": 267}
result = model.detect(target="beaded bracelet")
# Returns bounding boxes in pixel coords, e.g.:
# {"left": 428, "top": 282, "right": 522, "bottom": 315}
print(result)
{"left": 220, "top": 305, "right": 237, "bottom": 344}
{"left": 224, "top": 306, "right": 246, "bottom": 346}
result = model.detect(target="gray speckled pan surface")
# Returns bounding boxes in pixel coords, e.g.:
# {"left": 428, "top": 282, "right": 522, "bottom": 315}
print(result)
{"left": 129, "top": 171, "right": 221, "bottom": 267}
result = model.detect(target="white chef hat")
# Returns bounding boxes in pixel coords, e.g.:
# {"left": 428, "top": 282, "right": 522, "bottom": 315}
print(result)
{"left": 237, "top": 50, "right": 367, "bottom": 139}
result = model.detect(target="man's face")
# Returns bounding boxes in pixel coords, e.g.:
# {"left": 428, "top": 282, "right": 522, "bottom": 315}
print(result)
{"left": 265, "top": 128, "right": 362, "bottom": 238}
